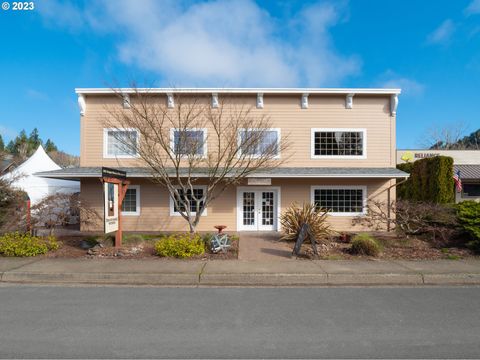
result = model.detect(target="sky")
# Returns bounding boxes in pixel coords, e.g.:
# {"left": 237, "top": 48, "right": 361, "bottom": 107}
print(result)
{"left": 0, "top": 0, "right": 479, "bottom": 155}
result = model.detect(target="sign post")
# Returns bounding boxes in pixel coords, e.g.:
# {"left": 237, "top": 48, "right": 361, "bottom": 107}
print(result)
{"left": 101, "top": 167, "right": 129, "bottom": 248}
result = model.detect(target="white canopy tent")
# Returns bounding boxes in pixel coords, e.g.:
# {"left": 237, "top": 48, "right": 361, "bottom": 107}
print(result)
{"left": 1, "top": 145, "right": 80, "bottom": 205}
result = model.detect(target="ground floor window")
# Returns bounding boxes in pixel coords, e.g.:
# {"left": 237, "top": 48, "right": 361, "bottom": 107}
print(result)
{"left": 170, "top": 186, "right": 207, "bottom": 215}
{"left": 121, "top": 185, "right": 140, "bottom": 215}
{"left": 311, "top": 186, "right": 366, "bottom": 215}
{"left": 462, "top": 183, "right": 480, "bottom": 197}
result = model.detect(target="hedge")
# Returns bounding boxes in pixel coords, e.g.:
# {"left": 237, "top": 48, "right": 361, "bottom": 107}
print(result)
{"left": 397, "top": 156, "right": 454, "bottom": 203}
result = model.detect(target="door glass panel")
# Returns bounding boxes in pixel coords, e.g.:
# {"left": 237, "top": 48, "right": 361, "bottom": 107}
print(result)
{"left": 261, "top": 192, "right": 274, "bottom": 226}
{"left": 243, "top": 192, "right": 255, "bottom": 226}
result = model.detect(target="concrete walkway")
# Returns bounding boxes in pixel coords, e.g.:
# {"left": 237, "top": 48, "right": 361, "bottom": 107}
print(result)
{"left": 1, "top": 257, "right": 480, "bottom": 286}
{"left": 238, "top": 232, "right": 293, "bottom": 261}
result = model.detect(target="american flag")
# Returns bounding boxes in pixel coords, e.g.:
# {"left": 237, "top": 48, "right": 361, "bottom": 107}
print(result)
{"left": 453, "top": 170, "right": 462, "bottom": 192}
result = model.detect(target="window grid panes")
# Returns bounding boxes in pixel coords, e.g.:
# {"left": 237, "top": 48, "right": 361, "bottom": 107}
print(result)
{"left": 314, "top": 188, "right": 364, "bottom": 213}
{"left": 173, "top": 130, "right": 205, "bottom": 156}
{"left": 174, "top": 188, "right": 205, "bottom": 213}
{"left": 240, "top": 130, "right": 279, "bottom": 156}
{"left": 121, "top": 188, "right": 137, "bottom": 213}
{"left": 314, "top": 131, "right": 363, "bottom": 156}
{"left": 262, "top": 191, "right": 274, "bottom": 225}
{"left": 243, "top": 192, "right": 255, "bottom": 225}
{"left": 107, "top": 130, "right": 138, "bottom": 157}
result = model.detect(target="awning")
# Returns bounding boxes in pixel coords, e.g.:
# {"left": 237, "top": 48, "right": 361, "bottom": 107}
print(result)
{"left": 35, "top": 167, "right": 409, "bottom": 181}
{"left": 454, "top": 165, "right": 480, "bottom": 180}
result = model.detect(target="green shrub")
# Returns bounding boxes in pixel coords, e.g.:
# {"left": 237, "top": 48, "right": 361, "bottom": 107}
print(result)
{"left": 123, "top": 234, "right": 144, "bottom": 245}
{"left": 350, "top": 233, "right": 382, "bottom": 257}
{"left": 456, "top": 201, "right": 480, "bottom": 253}
{"left": 154, "top": 233, "right": 205, "bottom": 258}
{"left": 397, "top": 156, "right": 454, "bottom": 203}
{"left": 0, "top": 232, "right": 59, "bottom": 257}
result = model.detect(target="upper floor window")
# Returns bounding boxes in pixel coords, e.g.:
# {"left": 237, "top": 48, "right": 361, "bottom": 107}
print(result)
{"left": 104, "top": 128, "right": 139, "bottom": 158}
{"left": 171, "top": 129, "right": 207, "bottom": 157}
{"left": 311, "top": 186, "right": 366, "bottom": 216}
{"left": 239, "top": 128, "right": 280, "bottom": 158}
{"left": 311, "top": 128, "right": 366, "bottom": 158}
{"left": 121, "top": 185, "right": 140, "bottom": 216}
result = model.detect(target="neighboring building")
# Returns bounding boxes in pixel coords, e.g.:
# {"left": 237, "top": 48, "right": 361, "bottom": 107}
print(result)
{"left": 38, "top": 88, "right": 407, "bottom": 232}
{"left": 1, "top": 145, "right": 80, "bottom": 205}
{"left": 0, "top": 153, "right": 16, "bottom": 175}
{"left": 397, "top": 149, "right": 480, "bottom": 203}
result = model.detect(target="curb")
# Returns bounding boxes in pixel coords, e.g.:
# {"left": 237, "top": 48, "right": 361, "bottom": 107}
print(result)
{"left": 1, "top": 271, "right": 480, "bottom": 286}
{"left": 1, "top": 272, "right": 199, "bottom": 286}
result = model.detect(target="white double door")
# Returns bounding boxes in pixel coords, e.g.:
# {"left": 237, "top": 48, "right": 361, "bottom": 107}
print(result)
{"left": 238, "top": 188, "right": 278, "bottom": 231}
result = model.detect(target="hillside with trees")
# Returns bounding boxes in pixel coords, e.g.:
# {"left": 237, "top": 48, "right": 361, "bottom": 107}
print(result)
{"left": 429, "top": 127, "right": 480, "bottom": 150}
{"left": 0, "top": 128, "right": 79, "bottom": 168}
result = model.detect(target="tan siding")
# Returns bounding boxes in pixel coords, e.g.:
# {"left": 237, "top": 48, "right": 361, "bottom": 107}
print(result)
{"left": 80, "top": 178, "right": 391, "bottom": 233}
{"left": 80, "top": 94, "right": 395, "bottom": 168}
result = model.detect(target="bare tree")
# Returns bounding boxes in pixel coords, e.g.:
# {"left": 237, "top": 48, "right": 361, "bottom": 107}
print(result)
{"left": 31, "top": 193, "right": 101, "bottom": 235}
{"left": 104, "top": 88, "right": 288, "bottom": 232}
{"left": 422, "top": 122, "right": 473, "bottom": 150}
{"left": 353, "top": 199, "right": 459, "bottom": 246}
{"left": 0, "top": 176, "right": 28, "bottom": 233}
{"left": 48, "top": 150, "right": 80, "bottom": 168}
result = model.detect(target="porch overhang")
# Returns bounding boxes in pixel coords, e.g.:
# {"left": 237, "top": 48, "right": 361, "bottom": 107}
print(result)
{"left": 35, "top": 167, "right": 409, "bottom": 181}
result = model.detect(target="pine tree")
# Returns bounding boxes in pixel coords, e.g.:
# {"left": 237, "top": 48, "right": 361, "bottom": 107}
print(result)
{"left": 0, "top": 134, "right": 4, "bottom": 152}
{"left": 44, "top": 139, "right": 58, "bottom": 152}
{"left": 28, "top": 128, "right": 42, "bottom": 151}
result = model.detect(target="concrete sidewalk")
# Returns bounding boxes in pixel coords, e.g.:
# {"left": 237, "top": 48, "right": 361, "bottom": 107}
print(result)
{"left": 1, "top": 258, "right": 480, "bottom": 286}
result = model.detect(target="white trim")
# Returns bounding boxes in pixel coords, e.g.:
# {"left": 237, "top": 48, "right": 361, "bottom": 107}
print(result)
{"left": 166, "top": 93, "right": 174, "bottom": 108}
{"left": 238, "top": 128, "right": 281, "bottom": 159}
{"left": 103, "top": 128, "right": 140, "bottom": 159}
{"left": 310, "top": 128, "right": 367, "bottom": 160}
{"left": 122, "top": 94, "right": 131, "bottom": 109}
{"left": 169, "top": 185, "right": 208, "bottom": 217}
{"left": 301, "top": 93, "right": 309, "bottom": 109}
{"left": 310, "top": 185, "right": 367, "bottom": 217}
{"left": 169, "top": 128, "right": 208, "bottom": 158}
{"left": 346, "top": 93, "right": 354, "bottom": 109}
{"left": 211, "top": 93, "right": 219, "bottom": 108}
{"left": 236, "top": 186, "right": 281, "bottom": 231}
{"left": 77, "top": 94, "right": 86, "bottom": 116}
{"left": 121, "top": 185, "right": 140, "bottom": 216}
{"left": 390, "top": 94, "right": 398, "bottom": 116}
{"left": 256, "top": 93, "right": 264, "bottom": 108}
{"left": 76, "top": 88, "right": 402, "bottom": 95}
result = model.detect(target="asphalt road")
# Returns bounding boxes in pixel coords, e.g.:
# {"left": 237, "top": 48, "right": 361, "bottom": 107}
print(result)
{"left": 0, "top": 285, "right": 479, "bottom": 359}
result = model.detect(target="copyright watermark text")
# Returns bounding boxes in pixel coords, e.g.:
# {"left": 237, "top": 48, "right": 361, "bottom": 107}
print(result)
{"left": 2, "top": 1, "right": 35, "bottom": 11}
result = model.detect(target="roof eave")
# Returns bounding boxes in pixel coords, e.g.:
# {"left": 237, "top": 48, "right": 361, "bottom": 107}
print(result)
{"left": 75, "top": 88, "right": 402, "bottom": 96}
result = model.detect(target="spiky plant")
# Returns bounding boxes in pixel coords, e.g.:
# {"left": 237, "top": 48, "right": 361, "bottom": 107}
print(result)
{"left": 280, "top": 202, "right": 333, "bottom": 242}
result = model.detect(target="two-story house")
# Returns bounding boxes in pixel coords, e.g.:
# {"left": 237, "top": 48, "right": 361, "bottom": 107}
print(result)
{"left": 38, "top": 88, "right": 408, "bottom": 233}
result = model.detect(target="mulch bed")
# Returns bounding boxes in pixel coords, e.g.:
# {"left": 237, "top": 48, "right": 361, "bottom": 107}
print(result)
{"left": 296, "top": 232, "right": 477, "bottom": 260}
{"left": 45, "top": 235, "right": 239, "bottom": 260}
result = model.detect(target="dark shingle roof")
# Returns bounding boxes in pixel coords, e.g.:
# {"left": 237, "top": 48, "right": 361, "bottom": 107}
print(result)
{"left": 35, "top": 167, "right": 409, "bottom": 180}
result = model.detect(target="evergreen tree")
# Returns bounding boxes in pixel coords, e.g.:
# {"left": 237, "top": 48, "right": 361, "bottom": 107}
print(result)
{"left": 0, "top": 134, "right": 4, "bottom": 152}
{"left": 28, "top": 128, "right": 42, "bottom": 151}
{"left": 44, "top": 139, "right": 58, "bottom": 152}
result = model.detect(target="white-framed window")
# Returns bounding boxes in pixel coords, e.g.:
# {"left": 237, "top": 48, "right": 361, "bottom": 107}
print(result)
{"left": 169, "top": 186, "right": 208, "bottom": 216}
{"left": 311, "top": 128, "right": 366, "bottom": 159}
{"left": 311, "top": 185, "right": 367, "bottom": 216}
{"left": 170, "top": 128, "right": 207, "bottom": 157}
{"left": 121, "top": 185, "right": 140, "bottom": 216}
{"left": 238, "top": 128, "right": 280, "bottom": 158}
{"left": 103, "top": 128, "right": 139, "bottom": 158}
